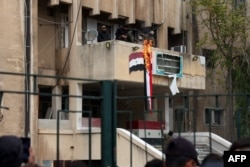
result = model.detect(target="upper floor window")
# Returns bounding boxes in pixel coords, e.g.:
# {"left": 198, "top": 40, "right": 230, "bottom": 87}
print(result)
{"left": 234, "top": 0, "right": 246, "bottom": 8}
{"left": 60, "top": 13, "right": 69, "bottom": 48}
{"left": 235, "top": 0, "right": 245, "bottom": 4}
{"left": 202, "top": 48, "right": 215, "bottom": 69}
{"left": 152, "top": 52, "right": 183, "bottom": 78}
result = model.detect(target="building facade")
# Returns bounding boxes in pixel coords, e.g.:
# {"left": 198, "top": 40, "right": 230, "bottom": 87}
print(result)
{"left": 0, "top": 0, "right": 233, "bottom": 166}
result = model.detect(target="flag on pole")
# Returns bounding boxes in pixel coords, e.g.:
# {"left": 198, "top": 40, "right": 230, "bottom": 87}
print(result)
{"left": 128, "top": 40, "right": 153, "bottom": 111}
{"left": 129, "top": 52, "right": 144, "bottom": 73}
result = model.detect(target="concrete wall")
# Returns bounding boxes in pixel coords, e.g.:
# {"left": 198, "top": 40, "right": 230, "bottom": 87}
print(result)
{"left": 37, "top": 128, "right": 163, "bottom": 167}
{"left": 76, "top": 40, "right": 205, "bottom": 90}
{"left": 0, "top": 0, "right": 26, "bottom": 136}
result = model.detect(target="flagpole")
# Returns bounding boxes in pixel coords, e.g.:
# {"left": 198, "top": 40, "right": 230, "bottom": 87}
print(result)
{"left": 144, "top": 65, "right": 148, "bottom": 112}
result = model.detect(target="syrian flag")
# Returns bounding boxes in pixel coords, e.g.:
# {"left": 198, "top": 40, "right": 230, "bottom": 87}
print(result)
{"left": 144, "top": 64, "right": 153, "bottom": 112}
{"left": 129, "top": 52, "right": 144, "bottom": 73}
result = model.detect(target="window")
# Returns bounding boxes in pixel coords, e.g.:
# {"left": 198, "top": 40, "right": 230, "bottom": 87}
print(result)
{"left": 60, "top": 13, "right": 69, "bottom": 48}
{"left": 173, "top": 108, "right": 191, "bottom": 132}
{"left": 205, "top": 108, "right": 224, "bottom": 126}
{"left": 38, "top": 86, "right": 52, "bottom": 119}
{"left": 82, "top": 90, "right": 101, "bottom": 118}
{"left": 234, "top": 0, "right": 246, "bottom": 9}
{"left": 235, "top": 0, "right": 245, "bottom": 4}
{"left": 152, "top": 52, "right": 183, "bottom": 77}
{"left": 202, "top": 49, "right": 215, "bottom": 69}
{"left": 62, "top": 86, "right": 69, "bottom": 110}
{"left": 39, "top": 85, "right": 69, "bottom": 119}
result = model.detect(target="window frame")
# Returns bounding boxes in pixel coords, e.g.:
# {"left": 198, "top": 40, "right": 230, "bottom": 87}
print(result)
{"left": 204, "top": 108, "right": 224, "bottom": 126}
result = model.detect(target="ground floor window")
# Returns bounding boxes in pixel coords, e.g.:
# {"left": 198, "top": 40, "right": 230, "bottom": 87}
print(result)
{"left": 204, "top": 108, "right": 224, "bottom": 126}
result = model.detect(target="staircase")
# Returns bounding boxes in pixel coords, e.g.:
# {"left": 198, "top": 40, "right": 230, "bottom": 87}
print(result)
{"left": 179, "top": 132, "right": 231, "bottom": 162}
{"left": 142, "top": 132, "right": 231, "bottom": 163}
{"left": 147, "top": 140, "right": 214, "bottom": 162}
{"left": 196, "top": 144, "right": 213, "bottom": 163}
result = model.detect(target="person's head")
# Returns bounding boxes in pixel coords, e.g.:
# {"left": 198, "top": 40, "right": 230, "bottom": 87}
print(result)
{"left": 123, "top": 25, "right": 129, "bottom": 30}
{"left": 201, "top": 153, "right": 223, "bottom": 167}
{"left": 229, "top": 137, "right": 250, "bottom": 151}
{"left": 168, "top": 130, "right": 174, "bottom": 136}
{"left": 145, "top": 159, "right": 164, "bottom": 167}
{"left": 0, "top": 135, "right": 23, "bottom": 167}
{"left": 165, "top": 137, "right": 199, "bottom": 167}
{"left": 101, "top": 25, "right": 107, "bottom": 32}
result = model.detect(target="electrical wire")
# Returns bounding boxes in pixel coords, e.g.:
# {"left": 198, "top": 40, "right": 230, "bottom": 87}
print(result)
{"left": 38, "top": 27, "right": 63, "bottom": 56}
{"left": 60, "top": 0, "right": 82, "bottom": 77}
{"left": 36, "top": 17, "right": 62, "bottom": 25}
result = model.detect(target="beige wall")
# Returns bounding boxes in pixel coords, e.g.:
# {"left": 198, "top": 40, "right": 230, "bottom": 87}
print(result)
{"left": 0, "top": 0, "right": 26, "bottom": 136}
{"left": 37, "top": 128, "right": 162, "bottom": 167}
{"left": 38, "top": 0, "right": 57, "bottom": 70}
{"left": 77, "top": 40, "right": 205, "bottom": 90}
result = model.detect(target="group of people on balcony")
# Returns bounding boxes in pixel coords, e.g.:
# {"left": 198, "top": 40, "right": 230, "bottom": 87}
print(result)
{"left": 97, "top": 24, "right": 156, "bottom": 47}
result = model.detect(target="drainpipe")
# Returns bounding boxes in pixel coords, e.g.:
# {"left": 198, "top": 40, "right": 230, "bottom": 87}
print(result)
{"left": 24, "top": 0, "right": 31, "bottom": 137}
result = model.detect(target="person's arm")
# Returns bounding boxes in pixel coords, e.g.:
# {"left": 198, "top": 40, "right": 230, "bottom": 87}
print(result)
{"left": 98, "top": 32, "right": 104, "bottom": 42}
{"left": 115, "top": 28, "right": 121, "bottom": 39}
{"left": 22, "top": 148, "right": 38, "bottom": 167}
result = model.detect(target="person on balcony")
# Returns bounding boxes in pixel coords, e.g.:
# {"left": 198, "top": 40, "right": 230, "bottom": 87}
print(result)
{"left": 115, "top": 25, "right": 129, "bottom": 41}
{"left": 97, "top": 25, "right": 111, "bottom": 42}
{"left": 148, "top": 30, "right": 156, "bottom": 47}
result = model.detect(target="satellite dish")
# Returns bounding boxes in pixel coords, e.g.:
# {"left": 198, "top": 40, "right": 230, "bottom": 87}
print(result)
{"left": 85, "top": 29, "right": 98, "bottom": 42}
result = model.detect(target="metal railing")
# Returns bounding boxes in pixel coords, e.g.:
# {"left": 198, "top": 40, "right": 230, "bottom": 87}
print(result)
{"left": 1, "top": 71, "right": 250, "bottom": 166}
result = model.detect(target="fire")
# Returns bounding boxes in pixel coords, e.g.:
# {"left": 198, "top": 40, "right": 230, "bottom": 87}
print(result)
{"left": 143, "top": 39, "right": 153, "bottom": 112}
{"left": 143, "top": 39, "right": 152, "bottom": 71}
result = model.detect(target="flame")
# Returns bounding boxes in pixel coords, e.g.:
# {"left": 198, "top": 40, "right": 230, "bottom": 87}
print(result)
{"left": 143, "top": 39, "right": 152, "bottom": 71}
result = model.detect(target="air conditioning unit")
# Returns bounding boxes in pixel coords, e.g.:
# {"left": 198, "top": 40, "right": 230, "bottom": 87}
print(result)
{"left": 171, "top": 45, "right": 186, "bottom": 53}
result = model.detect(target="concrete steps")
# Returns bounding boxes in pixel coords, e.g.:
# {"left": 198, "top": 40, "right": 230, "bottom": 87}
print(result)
{"left": 195, "top": 144, "right": 211, "bottom": 163}
{"left": 151, "top": 142, "right": 214, "bottom": 163}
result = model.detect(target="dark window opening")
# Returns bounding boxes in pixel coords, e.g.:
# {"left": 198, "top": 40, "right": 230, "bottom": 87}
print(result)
{"left": 202, "top": 48, "right": 215, "bottom": 69}
{"left": 38, "top": 86, "right": 52, "bottom": 119}
{"left": 168, "top": 28, "right": 187, "bottom": 52}
{"left": 62, "top": 86, "right": 69, "bottom": 111}
{"left": 205, "top": 108, "right": 224, "bottom": 126}
{"left": 82, "top": 90, "right": 101, "bottom": 118}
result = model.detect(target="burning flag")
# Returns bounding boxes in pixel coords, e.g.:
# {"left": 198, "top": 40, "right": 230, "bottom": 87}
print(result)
{"left": 143, "top": 39, "right": 153, "bottom": 112}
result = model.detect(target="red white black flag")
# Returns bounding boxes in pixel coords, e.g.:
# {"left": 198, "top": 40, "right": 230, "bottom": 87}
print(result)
{"left": 128, "top": 40, "right": 153, "bottom": 112}
{"left": 129, "top": 52, "right": 144, "bottom": 73}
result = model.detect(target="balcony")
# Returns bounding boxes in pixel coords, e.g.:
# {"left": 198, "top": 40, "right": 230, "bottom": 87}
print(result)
{"left": 69, "top": 40, "right": 205, "bottom": 91}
